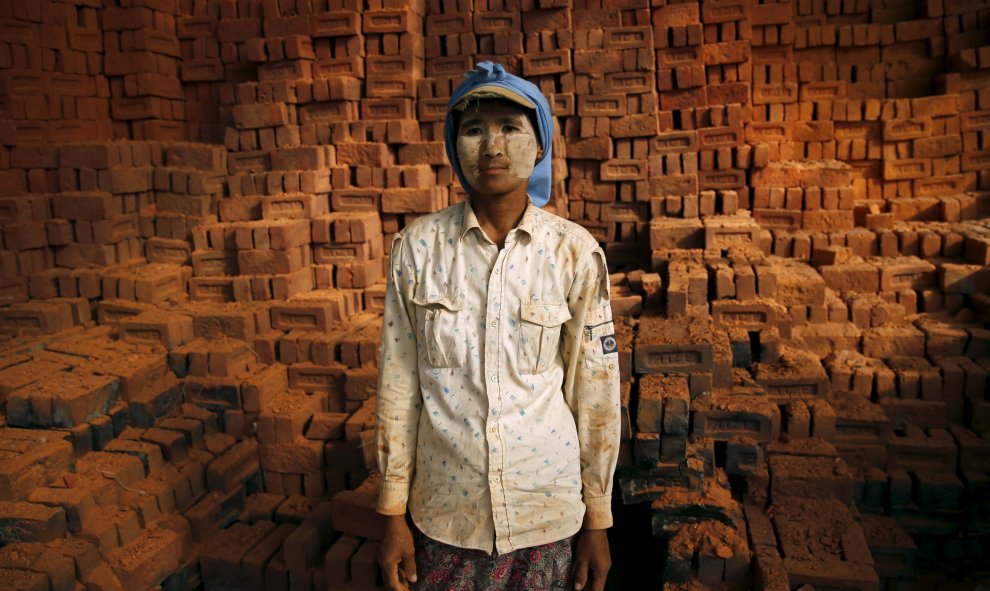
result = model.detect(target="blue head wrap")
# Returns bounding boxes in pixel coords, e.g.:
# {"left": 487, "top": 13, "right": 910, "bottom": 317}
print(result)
{"left": 444, "top": 61, "right": 554, "bottom": 208}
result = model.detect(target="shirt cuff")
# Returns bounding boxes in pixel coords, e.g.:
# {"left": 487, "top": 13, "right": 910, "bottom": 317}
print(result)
{"left": 376, "top": 479, "right": 410, "bottom": 516}
{"left": 582, "top": 494, "right": 613, "bottom": 530}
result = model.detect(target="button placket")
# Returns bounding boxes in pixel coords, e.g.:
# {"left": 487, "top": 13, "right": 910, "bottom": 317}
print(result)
{"left": 484, "top": 243, "right": 513, "bottom": 549}
{"left": 485, "top": 245, "right": 509, "bottom": 410}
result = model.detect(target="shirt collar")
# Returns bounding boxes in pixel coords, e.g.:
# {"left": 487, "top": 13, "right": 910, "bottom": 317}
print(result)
{"left": 459, "top": 196, "right": 539, "bottom": 242}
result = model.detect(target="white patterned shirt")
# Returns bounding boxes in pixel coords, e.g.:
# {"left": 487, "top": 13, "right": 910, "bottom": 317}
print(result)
{"left": 375, "top": 198, "right": 621, "bottom": 554}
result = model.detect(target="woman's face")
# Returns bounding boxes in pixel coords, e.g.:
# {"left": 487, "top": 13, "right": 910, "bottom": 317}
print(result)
{"left": 455, "top": 100, "right": 543, "bottom": 198}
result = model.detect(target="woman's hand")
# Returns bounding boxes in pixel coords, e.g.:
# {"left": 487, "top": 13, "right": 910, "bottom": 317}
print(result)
{"left": 572, "top": 528, "right": 611, "bottom": 591}
{"left": 574, "top": 529, "right": 612, "bottom": 591}
{"left": 380, "top": 515, "right": 417, "bottom": 591}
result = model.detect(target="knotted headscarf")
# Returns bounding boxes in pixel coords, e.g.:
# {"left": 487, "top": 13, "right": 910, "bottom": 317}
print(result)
{"left": 444, "top": 61, "right": 554, "bottom": 208}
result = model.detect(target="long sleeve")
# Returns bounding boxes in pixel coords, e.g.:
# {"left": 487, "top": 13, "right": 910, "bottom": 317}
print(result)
{"left": 561, "top": 247, "right": 622, "bottom": 530}
{"left": 375, "top": 234, "right": 423, "bottom": 516}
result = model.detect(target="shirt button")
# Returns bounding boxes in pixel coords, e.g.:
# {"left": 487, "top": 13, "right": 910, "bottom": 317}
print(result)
{"left": 609, "top": 363, "right": 615, "bottom": 370}
{"left": 490, "top": 374, "right": 497, "bottom": 382}
{"left": 494, "top": 268, "right": 500, "bottom": 274}
{"left": 491, "top": 320, "right": 498, "bottom": 327}
{"left": 490, "top": 426, "right": 497, "bottom": 433}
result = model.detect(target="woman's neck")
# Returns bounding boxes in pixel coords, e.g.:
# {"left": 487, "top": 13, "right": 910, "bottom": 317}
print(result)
{"left": 471, "top": 190, "right": 529, "bottom": 248}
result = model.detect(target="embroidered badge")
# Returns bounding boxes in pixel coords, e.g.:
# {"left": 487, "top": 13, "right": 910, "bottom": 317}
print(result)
{"left": 600, "top": 334, "right": 617, "bottom": 354}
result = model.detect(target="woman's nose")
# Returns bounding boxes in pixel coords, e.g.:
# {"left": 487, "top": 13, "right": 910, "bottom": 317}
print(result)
{"left": 482, "top": 132, "right": 506, "bottom": 156}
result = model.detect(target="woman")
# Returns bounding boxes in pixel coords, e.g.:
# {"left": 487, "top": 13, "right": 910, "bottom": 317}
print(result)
{"left": 375, "top": 61, "right": 620, "bottom": 591}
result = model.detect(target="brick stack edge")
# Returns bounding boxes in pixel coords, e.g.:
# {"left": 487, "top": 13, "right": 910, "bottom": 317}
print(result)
{"left": 0, "top": 0, "right": 989, "bottom": 589}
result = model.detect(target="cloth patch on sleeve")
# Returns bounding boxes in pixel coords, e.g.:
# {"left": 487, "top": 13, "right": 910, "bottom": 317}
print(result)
{"left": 600, "top": 334, "right": 617, "bottom": 355}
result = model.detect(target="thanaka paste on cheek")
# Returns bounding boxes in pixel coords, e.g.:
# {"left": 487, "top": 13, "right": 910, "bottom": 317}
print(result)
{"left": 456, "top": 134, "right": 483, "bottom": 189}
{"left": 507, "top": 133, "right": 538, "bottom": 179}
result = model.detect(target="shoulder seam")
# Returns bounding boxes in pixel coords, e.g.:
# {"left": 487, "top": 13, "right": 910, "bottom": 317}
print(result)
{"left": 532, "top": 209, "right": 600, "bottom": 249}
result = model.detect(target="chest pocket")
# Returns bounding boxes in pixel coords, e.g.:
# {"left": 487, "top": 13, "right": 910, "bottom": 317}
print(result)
{"left": 518, "top": 303, "right": 572, "bottom": 374}
{"left": 412, "top": 296, "right": 464, "bottom": 369}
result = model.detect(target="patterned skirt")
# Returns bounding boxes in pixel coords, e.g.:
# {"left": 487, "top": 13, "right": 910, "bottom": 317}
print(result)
{"left": 413, "top": 530, "right": 574, "bottom": 591}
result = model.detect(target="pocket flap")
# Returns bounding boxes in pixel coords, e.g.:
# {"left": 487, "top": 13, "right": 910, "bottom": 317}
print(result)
{"left": 411, "top": 294, "right": 462, "bottom": 312}
{"left": 520, "top": 303, "right": 572, "bottom": 327}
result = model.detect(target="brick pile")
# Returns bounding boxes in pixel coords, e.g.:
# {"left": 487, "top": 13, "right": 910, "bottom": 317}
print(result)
{"left": 0, "top": 0, "right": 990, "bottom": 590}
{"left": 0, "top": 320, "right": 382, "bottom": 589}
{"left": 0, "top": 142, "right": 230, "bottom": 305}
{"left": 567, "top": 6, "right": 656, "bottom": 263}
{"left": 0, "top": 0, "right": 112, "bottom": 145}
{"left": 104, "top": 0, "right": 188, "bottom": 142}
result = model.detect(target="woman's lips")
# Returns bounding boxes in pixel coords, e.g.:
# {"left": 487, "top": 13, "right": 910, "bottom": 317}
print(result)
{"left": 480, "top": 166, "right": 509, "bottom": 175}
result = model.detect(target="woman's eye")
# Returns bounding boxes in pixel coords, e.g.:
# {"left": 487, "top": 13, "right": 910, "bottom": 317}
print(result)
{"left": 504, "top": 125, "right": 521, "bottom": 132}
{"left": 463, "top": 127, "right": 482, "bottom": 136}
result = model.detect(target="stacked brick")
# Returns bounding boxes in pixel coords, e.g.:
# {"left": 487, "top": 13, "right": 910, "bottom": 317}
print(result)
{"left": 0, "top": 301, "right": 383, "bottom": 589}
{"left": 613, "top": 251, "right": 989, "bottom": 587}
{"left": 145, "top": 142, "right": 226, "bottom": 267}
{"left": 311, "top": 211, "right": 384, "bottom": 291}
{"left": 0, "top": 329, "right": 206, "bottom": 589}
{"left": 194, "top": 2, "right": 430, "bottom": 306}
{"left": 619, "top": 207, "right": 989, "bottom": 586}
{"left": 751, "top": 158, "right": 856, "bottom": 236}
{"left": 190, "top": 216, "right": 316, "bottom": 301}
{"left": 653, "top": 1, "right": 756, "bottom": 214}
{"left": 0, "top": 0, "right": 113, "bottom": 145}
{"left": 256, "top": 388, "right": 331, "bottom": 498}
{"left": 104, "top": 0, "right": 187, "bottom": 141}
{"left": 0, "top": 142, "right": 204, "bottom": 307}
{"left": 566, "top": 3, "right": 656, "bottom": 266}
{"left": 176, "top": 0, "right": 229, "bottom": 143}
{"left": 361, "top": 3, "right": 447, "bottom": 251}
{"left": 747, "top": 495, "right": 883, "bottom": 590}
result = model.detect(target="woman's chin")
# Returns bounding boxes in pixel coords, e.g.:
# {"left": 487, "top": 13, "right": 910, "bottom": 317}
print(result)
{"left": 471, "top": 182, "right": 528, "bottom": 199}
